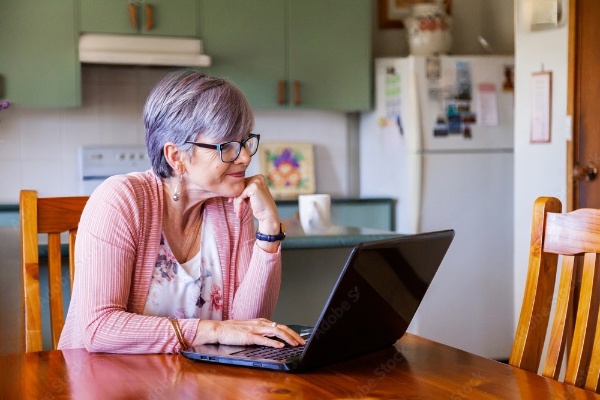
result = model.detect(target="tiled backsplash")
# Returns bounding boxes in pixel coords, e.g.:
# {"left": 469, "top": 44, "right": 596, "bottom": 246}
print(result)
{"left": 0, "top": 65, "right": 354, "bottom": 203}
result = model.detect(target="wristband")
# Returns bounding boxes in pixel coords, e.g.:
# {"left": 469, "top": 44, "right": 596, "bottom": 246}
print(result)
{"left": 255, "top": 223, "right": 286, "bottom": 242}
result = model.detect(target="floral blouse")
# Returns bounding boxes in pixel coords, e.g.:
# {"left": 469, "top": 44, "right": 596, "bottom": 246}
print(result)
{"left": 143, "top": 217, "right": 223, "bottom": 321}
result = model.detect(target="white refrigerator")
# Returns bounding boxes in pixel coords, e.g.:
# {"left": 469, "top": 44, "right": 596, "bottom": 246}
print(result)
{"left": 359, "top": 55, "right": 515, "bottom": 359}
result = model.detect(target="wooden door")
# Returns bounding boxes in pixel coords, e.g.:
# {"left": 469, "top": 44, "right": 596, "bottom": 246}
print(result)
{"left": 571, "top": 0, "right": 600, "bottom": 209}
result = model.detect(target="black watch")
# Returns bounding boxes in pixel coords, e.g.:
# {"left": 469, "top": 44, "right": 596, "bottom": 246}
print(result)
{"left": 255, "top": 223, "right": 286, "bottom": 242}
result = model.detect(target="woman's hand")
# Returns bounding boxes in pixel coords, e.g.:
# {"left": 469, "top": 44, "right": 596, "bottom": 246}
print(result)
{"left": 230, "top": 174, "right": 282, "bottom": 252}
{"left": 230, "top": 174, "right": 278, "bottom": 223}
{"left": 193, "top": 318, "right": 306, "bottom": 348}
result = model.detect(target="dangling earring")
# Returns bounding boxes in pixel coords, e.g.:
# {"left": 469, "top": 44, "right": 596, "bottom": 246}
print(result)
{"left": 172, "top": 174, "right": 183, "bottom": 201}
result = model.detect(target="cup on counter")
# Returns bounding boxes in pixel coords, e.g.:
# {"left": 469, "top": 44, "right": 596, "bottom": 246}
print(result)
{"left": 298, "top": 194, "right": 332, "bottom": 232}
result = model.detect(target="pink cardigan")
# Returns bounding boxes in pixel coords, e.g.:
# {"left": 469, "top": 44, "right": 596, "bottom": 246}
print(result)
{"left": 58, "top": 170, "right": 282, "bottom": 353}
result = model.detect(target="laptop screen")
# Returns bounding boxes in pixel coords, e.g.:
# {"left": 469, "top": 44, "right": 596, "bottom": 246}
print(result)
{"left": 301, "top": 230, "right": 454, "bottom": 368}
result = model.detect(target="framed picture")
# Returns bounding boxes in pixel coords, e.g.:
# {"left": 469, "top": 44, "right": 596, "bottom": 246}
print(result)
{"left": 259, "top": 142, "right": 316, "bottom": 199}
{"left": 379, "top": 0, "right": 451, "bottom": 29}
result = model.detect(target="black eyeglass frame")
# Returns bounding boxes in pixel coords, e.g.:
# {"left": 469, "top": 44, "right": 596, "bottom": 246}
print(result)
{"left": 185, "top": 133, "right": 261, "bottom": 163}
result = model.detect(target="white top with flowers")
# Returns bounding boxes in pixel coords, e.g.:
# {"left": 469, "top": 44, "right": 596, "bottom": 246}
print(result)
{"left": 142, "top": 217, "right": 223, "bottom": 320}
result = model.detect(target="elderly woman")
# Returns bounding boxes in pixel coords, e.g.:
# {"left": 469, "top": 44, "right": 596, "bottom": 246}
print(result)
{"left": 58, "top": 70, "right": 304, "bottom": 353}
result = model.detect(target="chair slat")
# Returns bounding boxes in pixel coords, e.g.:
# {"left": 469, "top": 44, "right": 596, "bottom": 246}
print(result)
{"left": 47, "top": 233, "right": 65, "bottom": 350}
{"left": 542, "top": 255, "right": 576, "bottom": 380}
{"left": 565, "top": 253, "right": 600, "bottom": 387}
{"left": 585, "top": 304, "right": 600, "bottom": 391}
{"left": 68, "top": 229, "right": 77, "bottom": 291}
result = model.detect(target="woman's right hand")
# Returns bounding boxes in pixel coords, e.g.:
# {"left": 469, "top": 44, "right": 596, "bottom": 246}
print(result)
{"left": 193, "top": 318, "right": 305, "bottom": 348}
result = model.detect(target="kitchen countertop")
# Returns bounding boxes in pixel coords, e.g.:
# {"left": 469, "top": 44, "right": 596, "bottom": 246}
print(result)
{"left": 1, "top": 197, "right": 396, "bottom": 234}
{"left": 280, "top": 219, "right": 401, "bottom": 249}
{"left": 1, "top": 216, "right": 400, "bottom": 257}
{"left": 0, "top": 198, "right": 394, "bottom": 212}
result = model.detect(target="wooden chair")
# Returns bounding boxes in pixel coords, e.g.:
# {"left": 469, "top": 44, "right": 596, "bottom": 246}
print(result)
{"left": 19, "top": 190, "right": 88, "bottom": 352}
{"left": 510, "top": 196, "right": 600, "bottom": 392}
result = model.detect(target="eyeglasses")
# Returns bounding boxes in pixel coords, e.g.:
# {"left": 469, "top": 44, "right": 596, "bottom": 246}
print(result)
{"left": 185, "top": 133, "right": 260, "bottom": 163}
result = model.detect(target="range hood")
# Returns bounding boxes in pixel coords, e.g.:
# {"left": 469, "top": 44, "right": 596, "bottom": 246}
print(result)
{"left": 79, "top": 34, "right": 211, "bottom": 67}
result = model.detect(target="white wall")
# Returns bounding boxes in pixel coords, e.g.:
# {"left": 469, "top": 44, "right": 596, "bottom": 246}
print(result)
{"left": 0, "top": 65, "right": 351, "bottom": 203}
{"left": 513, "top": 0, "right": 570, "bottom": 324}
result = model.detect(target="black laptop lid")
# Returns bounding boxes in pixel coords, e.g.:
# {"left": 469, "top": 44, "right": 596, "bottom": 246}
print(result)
{"left": 299, "top": 229, "right": 454, "bottom": 369}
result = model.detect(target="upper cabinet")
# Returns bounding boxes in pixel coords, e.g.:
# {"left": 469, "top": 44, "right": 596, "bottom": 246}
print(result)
{"left": 80, "top": 0, "right": 199, "bottom": 37}
{"left": 0, "top": 0, "right": 81, "bottom": 107}
{"left": 200, "top": 0, "right": 372, "bottom": 112}
{"left": 1, "top": 0, "right": 371, "bottom": 110}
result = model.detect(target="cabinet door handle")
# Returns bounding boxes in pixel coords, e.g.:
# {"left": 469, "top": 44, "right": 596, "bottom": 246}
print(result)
{"left": 277, "top": 80, "right": 286, "bottom": 105}
{"left": 128, "top": 2, "right": 138, "bottom": 29}
{"left": 145, "top": 4, "right": 154, "bottom": 31}
{"left": 293, "top": 81, "right": 301, "bottom": 106}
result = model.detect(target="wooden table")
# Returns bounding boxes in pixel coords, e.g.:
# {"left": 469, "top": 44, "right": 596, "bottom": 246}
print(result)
{"left": 2, "top": 334, "right": 599, "bottom": 399}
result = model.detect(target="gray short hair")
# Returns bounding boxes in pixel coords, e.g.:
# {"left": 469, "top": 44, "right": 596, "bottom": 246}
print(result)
{"left": 144, "top": 69, "right": 255, "bottom": 178}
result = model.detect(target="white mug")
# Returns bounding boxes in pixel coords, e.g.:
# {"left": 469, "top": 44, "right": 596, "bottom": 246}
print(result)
{"left": 298, "top": 194, "right": 332, "bottom": 232}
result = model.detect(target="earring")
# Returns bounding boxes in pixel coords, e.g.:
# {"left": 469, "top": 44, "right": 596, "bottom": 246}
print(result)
{"left": 172, "top": 174, "right": 183, "bottom": 201}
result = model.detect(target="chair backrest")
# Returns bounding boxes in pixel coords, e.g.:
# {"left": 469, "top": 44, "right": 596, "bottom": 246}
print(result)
{"left": 510, "top": 196, "right": 600, "bottom": 392}
{"left": 19, "top": 190, "right": 88, "bottom": 352}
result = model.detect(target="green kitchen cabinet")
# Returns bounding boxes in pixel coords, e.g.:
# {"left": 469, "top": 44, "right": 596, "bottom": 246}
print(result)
{"left": 200, "top": 0, "right": 372, "bottom": 111}
{"left": 80, "top": 0, "right": 199, "bottom": 37}
{"left": 0, "top": 1, "right": 81, "bottom": 107}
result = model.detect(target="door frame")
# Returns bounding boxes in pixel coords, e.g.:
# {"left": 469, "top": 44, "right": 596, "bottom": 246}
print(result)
{"left": 567, "top": 0, "right": 576, "bottom": 211}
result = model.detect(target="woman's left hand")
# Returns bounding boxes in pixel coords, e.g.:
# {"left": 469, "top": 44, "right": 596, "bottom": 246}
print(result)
{"left": 230, "top": 175, "right": 281, "bottom": 249}
{"left": 194, "top": 318, "right": 306, "bottom": 348}
{"left": 231, "top": 174, "right": 277, "bottom": 221}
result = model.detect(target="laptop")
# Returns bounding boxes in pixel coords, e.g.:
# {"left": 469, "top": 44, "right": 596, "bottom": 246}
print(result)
{"left": 181, "top": 229, "right": 455, "bottom": 372}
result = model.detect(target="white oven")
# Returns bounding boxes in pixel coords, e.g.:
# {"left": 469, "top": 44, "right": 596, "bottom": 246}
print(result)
{"left": 78, "top": 145, "right": 151, "bottom": 195}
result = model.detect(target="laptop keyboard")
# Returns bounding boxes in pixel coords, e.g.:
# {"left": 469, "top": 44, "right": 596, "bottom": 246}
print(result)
{"left": 232, "top": 345, "right": 305, "bottom": 361}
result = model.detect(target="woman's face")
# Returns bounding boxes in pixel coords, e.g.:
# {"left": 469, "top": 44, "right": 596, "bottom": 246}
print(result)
{"left": 183, "top": 136, "right": 253, "bottom": 199}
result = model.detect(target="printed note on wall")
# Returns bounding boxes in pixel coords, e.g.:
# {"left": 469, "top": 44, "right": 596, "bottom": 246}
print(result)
{"left": 530, "top": 71, "right": 552, "bottom": 143}
{"left": 477, "top": 83, "right": 499, "bottom": 126}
